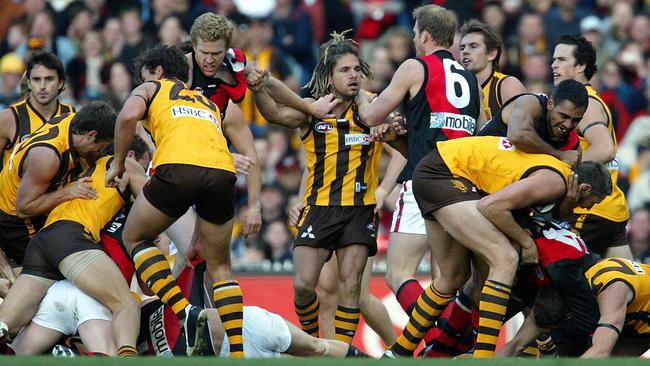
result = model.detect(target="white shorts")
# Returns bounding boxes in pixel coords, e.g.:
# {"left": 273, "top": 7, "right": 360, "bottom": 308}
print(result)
{"left": 390, "top": 180, "right": 426, "bottom": 235}
{"left": 32, "top": 280, "right": 111, "bottom": 335}
{"left": 220, "top": 306, "right": 292, "bottom": 358}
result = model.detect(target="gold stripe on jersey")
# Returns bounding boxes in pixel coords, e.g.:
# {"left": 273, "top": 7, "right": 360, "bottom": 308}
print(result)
{"left": 241, "top": 48, "right": 274, "bottom": 126}
{"left": 481, "top": 71, "right": 510, "bottom": 120}
{"left": 574, "top": 85, "right": 629, "bottom": 222}
{"left": 585, "top": 258, "right": 650, "bottom": 336}
{"left": 45, "top": 156, "right": 127, "bottom": 242}
{"left": 302, "top": 103, "right": 382, "bottom": 206}
{"left": 142, "top": 79, "right": 235, "bottom": 172}
{"left": 437, "top": 136, "right": 572, "bottom": 195}
{"left": 3, "top": 98, "right": 75, "bottom": 170}
{"left": 0, "top": 113, "right": 76, "bottom": 216}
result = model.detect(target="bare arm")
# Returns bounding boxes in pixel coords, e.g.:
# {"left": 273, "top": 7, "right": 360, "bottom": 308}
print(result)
{"left": 375, "top": 144, "right": 406, "bottom": 213}
{"left": 252, "top": 84, "right": 310, "bottom": 129}
{"left": 0, "top": 109, "right": 16, "bottom": 154}
{"left": 15, "top": 147, "right": 96, "bottom": 217}
{"left": 581, "top": 282, "right": 631, "bottom": 358}
{"left": 106, "top": 83, "right": 152, "bottom": 186}
{"left": 477, "top": 170, "right": 567, "bottom": 262}
{"left": 124, "top": 157, "right": 148, "bottom": 197}
{"left": 223, "top": 102, "right": 262, "bottom": 236}
{"left": 579, "top": 99, "right": 616, "bottom": 163}
{"left": 506, "top": 95, "right": 563, "bottom": 159}
{"left": 356, "top": 59, "right": 423, "bottom": 126}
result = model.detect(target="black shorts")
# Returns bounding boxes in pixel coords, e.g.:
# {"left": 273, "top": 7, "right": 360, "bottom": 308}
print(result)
{"left": 568, "top": 214, "right": 628, "bottom": 256}
{"left": 0, "top": 210, "right": 45, "bottom": 265}
{"left": 21, "top": 220, "right": 96, "bottom": 280}
{"left": 143, "top": 164, "right": 236, "bottom": 225}
{"left": 293, "top": 205, "right": 378, "bottom": 256}
{"left": 412, "top": 148, "right": 482, "bottom": 220}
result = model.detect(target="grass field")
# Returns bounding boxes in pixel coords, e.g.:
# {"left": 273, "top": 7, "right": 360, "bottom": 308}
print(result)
{"left": 1, "top": 357, "right": 649, "bottom": 366}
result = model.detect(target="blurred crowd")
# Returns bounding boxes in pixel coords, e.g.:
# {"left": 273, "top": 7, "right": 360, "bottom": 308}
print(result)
{"left": 0, "top": 0, "right": 649, "bottom": 272}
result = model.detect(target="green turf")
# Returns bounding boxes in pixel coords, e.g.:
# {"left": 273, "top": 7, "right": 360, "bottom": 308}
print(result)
{"left": 0, "top": 357, "right": 648, "bottom": 366}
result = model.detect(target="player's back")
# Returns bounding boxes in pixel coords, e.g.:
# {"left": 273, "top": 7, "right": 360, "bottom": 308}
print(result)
{"left": 142, "top": 79, "right": 235, "bottom": 173}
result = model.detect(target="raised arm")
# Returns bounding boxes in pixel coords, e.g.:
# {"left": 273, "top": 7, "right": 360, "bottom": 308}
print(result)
{"left": 106, "top": 83, "right": 153, "bottom": 186}
{"left": 579, "top": 98, "right": 616, "bottom": 163}
{"left": 356, "top": 59, "right": 423, "bottom": 127}
{"left": 223, "top": 102, "right": 262, "bottom": 236}
{"left": 15, "top": 147, "right": 96, "bottom": 217}
{"left": 251, "top": 83, "right": 310, "bottom": 130}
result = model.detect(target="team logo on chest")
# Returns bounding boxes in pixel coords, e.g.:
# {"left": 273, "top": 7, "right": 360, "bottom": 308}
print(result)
{"left": 315, "top": 121, "right": 334, "bottom": 133}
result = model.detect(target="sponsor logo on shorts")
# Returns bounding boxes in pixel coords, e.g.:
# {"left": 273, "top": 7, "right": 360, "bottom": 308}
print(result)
{"left": 498, "top": 137, "right": 515, "bottom": 151}
{"left": 367, "top": 223, "right": 376, "bottom": 238}
{"left": 149, "top": 305, "right": 171, "bottom": 356}
{"left": 171, "top": 106, "right": 219, "bottom": 126}
{"left": 344, "top": 134, "right": 372, "bottom": 146}
{"left": 429, "top": 112, "right": 476, "bottom": 134}
{"left": 354, "top": 182, "right": 367, "bottom": 193}
{"left": 605, "top": 156, "right": 619, "bottom": 171}
{"left": 450, "top": 179, "right": 468, "bottom": 193}
{"left": 300, "top": 225, "right": 315, "bottom": 239}
{"left": 315, "top": 121, "right": 334, "bottom": 133}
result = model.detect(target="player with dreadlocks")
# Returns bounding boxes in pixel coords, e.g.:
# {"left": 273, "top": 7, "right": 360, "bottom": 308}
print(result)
{"left": 247, "top": 31, "right": 388, "bottom": 344}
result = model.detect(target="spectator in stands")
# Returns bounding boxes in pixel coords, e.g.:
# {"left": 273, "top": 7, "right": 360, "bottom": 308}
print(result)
{"left": 66, "top": 30, "right": 108, "bottom": 101}
{"left": 351, "top": 0, "right": 403, "bottom": 43}
{"left": 15, "top": 10, "right": 78, "bottom": 68}
{"left": 276, "top": 155, "right": 302, "bottom": 196}
{"left": 260, "top": 184, "right": 288, "bottom": 224}
{"left": 602, "top": 1, "right": 634, "bottom": 59}
{"left": 0, "top": 0, "right": 25, "bottom": 42}
{"left": 504, "top": 12, "right": 547, "bottom": 79}
{"left": 157, "top": 15, "right": 186, "bottom": 46}
{"left": 144, "top": 0, "right": 178, "bottom": 37}
{"left": 629, "top": 14, "right": 650, "bottom": 51}
{"left": 0, "top": 53, "right": 24, "bottom": 109}
{"left": 271, "top": 0, "right": 317, "bottom": 86}
{"left": 481, "top": 1, "right": 506, "bottom": 38}
{"left": 65, "top": 5, "right": 93, "bottom": 49}
{"left": 118, "top": 6, "right": 154, "bottom": 73}
{"left": 103, "top": 61, "right": 132, "bottom": 111}
{"left": 380, "top": 27, "right": 414, "bottom": 71}
{"left": 102, "top": 17, "right": 124, "bottom": 60}
{"left": 0, "top": 20, "right": 27, "bottom": 56}
{"left": 262, "top": 220, "right": 293, "bottom": 271}
{"left": 361, "top": 44, "right": 393, "bottom": 93}
{"left": 628, "top": 205, "right": 650, "bottom": 262}
{"left": 543, "top": 0, "right": 593, "bottom": 48}
{"left": 521, "top": 52, "right": 551, "bottom": 93}
{"left": 580, "top": 16, "right": 608, "bottom": 71}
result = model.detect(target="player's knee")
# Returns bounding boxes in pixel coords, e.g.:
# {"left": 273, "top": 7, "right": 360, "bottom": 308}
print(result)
{"left": 439, "top": 267, "right": 470, "bottom": 292}
{"left": 293, "top": 277, "right": 317, "bottom": 301}
{"left": 490, "top": 246, "right": 519, "bottom": 276}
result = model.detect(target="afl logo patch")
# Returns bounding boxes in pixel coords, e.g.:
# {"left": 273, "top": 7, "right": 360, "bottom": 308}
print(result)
{"left": 315, "top": 121, "right": 334, "bottom": 133}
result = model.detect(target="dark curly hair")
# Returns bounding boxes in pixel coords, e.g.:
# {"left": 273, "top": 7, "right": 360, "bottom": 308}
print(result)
{"left": 134, "top": 44, "right": 189, "bottom": 83}
{"left": 71, "top": 101, "right": 116, "bottom": 142}
{"left": 557, "top": 34, "right": 598, "bottom": 80}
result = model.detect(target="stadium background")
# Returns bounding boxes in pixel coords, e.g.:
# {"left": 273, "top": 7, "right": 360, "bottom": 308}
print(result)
{"left": 0, "top": 0, "right": 649, "bottom": 358}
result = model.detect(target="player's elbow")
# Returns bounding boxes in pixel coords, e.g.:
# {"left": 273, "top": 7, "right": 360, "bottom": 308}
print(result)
{"left": 601, "top": 146, "right": 616, "bottom": 163}
{"left": 477, "top": 196, "right": 498, "bottom": 217}
{"left": 506, "top": 128, "right": 527, "bottom": 146}
{"left": 14, "top": 203, "right": 31, "bottom": 218}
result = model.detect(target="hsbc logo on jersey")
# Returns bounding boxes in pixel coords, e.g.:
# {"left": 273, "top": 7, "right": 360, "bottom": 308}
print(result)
{"left": 345, "top": 134, "right": 372, "bottom": 146}
{"left": 171, "top": 106, "right": 219, "bottom": 126}
{"left": 315, "top": 121, "right": 334, "bottom": 133}
{"left": 498, "top": 137, "right": 516, "bottom": 151}
{"left": 429, "top": 112, "right": 476, "bottom": 134}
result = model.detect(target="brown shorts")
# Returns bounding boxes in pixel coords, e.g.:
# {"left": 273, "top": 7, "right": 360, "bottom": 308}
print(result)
{"left": 0, "top": 209, "right": 45, "bottom": 265}
{"left": 21, "top": 220, "right": 97, "bottom": 280}
{"left": 293, "top": 205, "right": 378, "bottom": 256}
{"left": 412, "top": 148, "right": 482, "bottom": 220}
{"left": 568, "top": 214, "right": 628, "bottom": 256}
{"left": 144, "top": 164, "right": 236, "bottom": 224}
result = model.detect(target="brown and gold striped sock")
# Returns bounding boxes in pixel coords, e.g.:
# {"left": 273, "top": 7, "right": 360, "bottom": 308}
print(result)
{"left": 117, "top": 345, "right": 137, "bottom": 357}
{"left": 473, "top": 279, "right": 512, "bottom": 358}
{"left": 392, "top": 282, "right": 454, "bottom": 356}
{"left": 132, "top": 243, "right": 189, "bottom": 319}
{"left": 213, "top": 280, "right": 244, "bottom": 358}
{"left": 295, "top": 295, "right": 320, "bottom": 337}
{"left": 334, "top": 306, "right": 361, "bottom": 343}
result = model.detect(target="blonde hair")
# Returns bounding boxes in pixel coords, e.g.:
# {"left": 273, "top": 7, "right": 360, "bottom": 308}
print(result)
{"left": 305, "top": 30, "right": 372, "bottom": 98}
{"left": 190, "top": 13, "right": 233, "bottom": 46}
{"left": 413, "top": 5, "right": 457, "bottom": 48}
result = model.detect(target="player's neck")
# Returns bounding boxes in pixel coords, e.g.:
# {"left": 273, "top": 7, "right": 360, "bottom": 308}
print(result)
{"left": 422, "top": 45, "right": 447, "bottom": 57}
{"left": 28, "top": 96, "right": 59, "bottom": 120}
{"left": 475, "top": 65, "right": 494, "bottom": 86}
